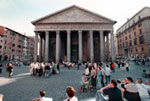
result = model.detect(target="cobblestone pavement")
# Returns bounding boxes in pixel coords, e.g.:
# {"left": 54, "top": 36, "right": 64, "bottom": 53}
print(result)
{"left": 0, "top": 62, "right": 150, "bottom": 101}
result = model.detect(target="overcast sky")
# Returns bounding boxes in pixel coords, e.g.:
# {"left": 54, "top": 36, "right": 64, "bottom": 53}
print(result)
{"left": 0, "top": 0, "right": 149, "bottom": 36}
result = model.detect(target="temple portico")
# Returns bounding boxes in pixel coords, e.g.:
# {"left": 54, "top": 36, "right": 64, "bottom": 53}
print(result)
{"left": 32, "top": 5, "right": 116, "bottom": 63}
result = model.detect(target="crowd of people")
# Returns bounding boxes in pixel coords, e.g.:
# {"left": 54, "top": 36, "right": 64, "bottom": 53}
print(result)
{"left": 81, "top": 61, "right": 130, "bottom": 92}
{"left": 1, "top": 59, "right": 150, "bottom": 101}
{"left": 96, "top": 77, "right": 150, "bottom": 101}
{"left": 29, "top": 62, "right": 60, "bottom": 78}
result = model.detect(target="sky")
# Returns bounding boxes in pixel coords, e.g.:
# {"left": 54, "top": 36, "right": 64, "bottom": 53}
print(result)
{"left": 0, "top": 0, "right": 150, "bottom": 36}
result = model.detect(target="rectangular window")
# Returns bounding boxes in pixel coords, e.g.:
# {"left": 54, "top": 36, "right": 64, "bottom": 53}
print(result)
{"left": 129, "top": 40, "right": 132, "bottom": 46}
{"left": 142, "top": 48, "right": 144, "bottom": 52}
{"left": 139, "top": 16, "right": 141, "bottom": 20}
{"left": 139, "top": 29, "right": 142, "bottom": 35}
{"left": 129, "top": 35, "right": 131, "bottom": 39}
{"left": 128, "top": 29, "right": 131, "bottom": 33}
{"left": 136, "top": 48, "right": 138, "bottom": 52}
{"left": 125, "top": 36, "right": 128, "bottom": 40}
{"left": 134, "top": 38, "right": 137, "bottom": 45}
{"left": 139, "top": 36, "right": 144, "bottom": 44}
{"left": 134, "top": 32, "right": 136, "bottom": 37}
{"left": 126, "top": 42, "right": 128, "bottom": 47}
{"left": 5, "top": 30, "right": 8, "bottom": 34}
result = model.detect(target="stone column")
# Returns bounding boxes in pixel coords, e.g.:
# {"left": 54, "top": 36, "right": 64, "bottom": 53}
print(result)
{"left": 78, "top": 30, "right": 82, "bottom": 62}
{"left": 106, "top": 34, "right": 109, "bottom": 60}
{"left": 34, "top": 32, "right": 38, "bottom": 62}
{"left": 111, "top": 30, "right": 115, "bottom": 61}
{"left": 39, "top": 36, "right": 42, "bottom": 62}
{"left": 100, "top": 31, "right": 104, "bottom": 61}
{"left": 90, "top": 30, "right": 94, "bottom": 62}
{"left": 45, "top": 31, "right": 49, "bottom": 62}
{"left": 56, "top": 31, "right": 60, "bottom": 63}
{"left": 42, "top": 38, "right": 45, "bottom": 61}
{"left": 67, "top": 30, "right": 71, "bottom": 62}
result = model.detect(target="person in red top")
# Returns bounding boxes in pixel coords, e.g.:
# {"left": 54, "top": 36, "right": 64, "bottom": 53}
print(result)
{"left": 111, "top": 62, "right": 115, "bottom": 73}
{"left": 8, "top": 63, "right": 13, "bottom": 77}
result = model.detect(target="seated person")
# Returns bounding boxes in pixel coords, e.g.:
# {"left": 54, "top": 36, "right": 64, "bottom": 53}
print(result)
{"left": 142, "top": 70, "right": 147, "bottom": 78}
{"left": 96, "top": 80, "right": 122, "bottom": 101}
{"left": 121, "top": 77, "right": 141, "bottom": 101}
{"left": 146, "top": 70, "right": 150, "bottom": 78}
{"left": 64, "top": 86, "right": 78, "bottom": 101}
{"left": 39, "top": 90, "right": 52, "bottom": 101}
{"left": 145, "top": 80, "right": 150, "bottom": 95}
{"left": 81, "top": 73, "right": 89, "bottom": 89}
{"left": 136, "top": 78, "right": 150, "bottom": 101}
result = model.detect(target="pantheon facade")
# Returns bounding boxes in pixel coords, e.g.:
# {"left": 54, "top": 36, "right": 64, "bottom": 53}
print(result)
{"left": 32, "top": 5, "right": 116, "bottom": 63}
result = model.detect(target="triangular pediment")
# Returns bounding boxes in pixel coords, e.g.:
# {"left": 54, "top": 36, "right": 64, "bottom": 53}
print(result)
{"left": 32, "top": 5, "right": 116, "bottom": 24}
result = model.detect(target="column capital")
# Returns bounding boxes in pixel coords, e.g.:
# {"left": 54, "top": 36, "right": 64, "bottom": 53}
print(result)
{"left": 67, "top": 30, "right": 71, "bottom": 34}
{"left": 45, "top": 31, "right": 49, "bottom": 34}
{"left": 56, "top": 30, "right": 59, "bottom": 34}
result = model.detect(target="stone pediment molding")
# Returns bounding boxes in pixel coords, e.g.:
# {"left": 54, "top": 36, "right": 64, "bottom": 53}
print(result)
{"left": 32, "top": 5, "right": 116, "bottom": 25}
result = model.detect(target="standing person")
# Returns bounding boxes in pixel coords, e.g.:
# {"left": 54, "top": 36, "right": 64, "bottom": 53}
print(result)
{"left": 39, "top": 63, "right": 43, "bottom": 77}
{"left": 121, "top": 61, "right": 125, "bottom": 72}
{"left": 85, "top": 65, "right": 89, "bottom": 76}
{"left": 136, "top": 78, "right": 150, "bottom": 101}
{"left": 105, "top": 64, "right": 112, "bottom": 85}
{"left": 29, "top": 62, "right": 33, "bottom": 75}
{"left": 111, "top": 62, "right": 115, "bottom": 73}
{"left": 78, "top": 61, "right": 81, "bottom": 70}
{"left": 121, "top": 77, "right": 141, "bottom": 101}
{"left": 126, "top": 61, "right": 129, "bottom": 72}
{"left": 64, "top": 86, "right": 78, "bottom": 101}
{"left": 5, "top": 62, "right": 9, "bottom": 72}
{"left": 118, "top": 61, "right": 121, "bottom": 68}
{"left": 33, "top": 62, "right": 36, "bottom": 76}
{"left": 44, "top": 63, "right": 51, "bottom": 78}
{"left": 96, "top": 80, "right": 122, "bottom": 101}
{"left": 97, "top": 66, "right": 105, "bottom": 89}
{"left": 8, "top": 63, "right": 13, "bottom": 77}
{"left": 90, "top": 66, "right": 97, "bottom": 88}
{"left": 142, "top": 59, "right": 145, "bottom": 66}
{"left": 57, "top": 63, "right": 60, "bottom": 73}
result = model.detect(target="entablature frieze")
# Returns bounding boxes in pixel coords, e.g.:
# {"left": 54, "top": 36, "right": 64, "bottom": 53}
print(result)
{"left": 34, "top": 23, "right": 113, "bottom": 32}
